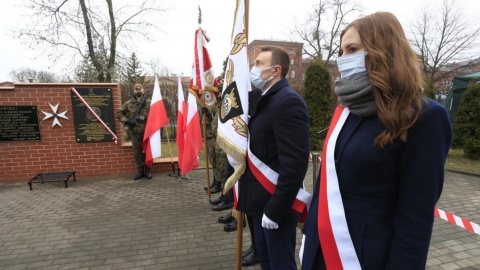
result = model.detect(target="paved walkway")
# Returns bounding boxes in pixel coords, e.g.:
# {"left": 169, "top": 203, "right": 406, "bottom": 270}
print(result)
{"left": 0, "top": 163, "right": 479, "bottom": 270}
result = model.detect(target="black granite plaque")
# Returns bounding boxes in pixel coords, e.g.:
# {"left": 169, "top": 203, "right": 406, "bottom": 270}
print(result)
{"left": 0, "top": 106, "right": 42, "bottom": 142}
{"left": 70, "top": 88, "right": 116, "bottom": 143}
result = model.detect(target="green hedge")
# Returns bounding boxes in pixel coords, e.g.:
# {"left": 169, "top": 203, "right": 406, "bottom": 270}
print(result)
{"left": 452, "top": 79, "right": 480, "bottom": 160}
{"left": 304, "top": 61, "right": 333, "bottom": 151}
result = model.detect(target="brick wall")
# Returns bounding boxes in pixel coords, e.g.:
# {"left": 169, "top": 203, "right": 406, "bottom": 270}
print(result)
{"left": 0, "top": 83, "right": 173, "bottom": 183}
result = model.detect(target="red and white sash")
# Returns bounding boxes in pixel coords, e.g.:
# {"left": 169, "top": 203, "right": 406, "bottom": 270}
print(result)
{"left": 246, "top": 137, "right": 312, "bottom": 222}
{"left": 318, "top": 106, "right": 361, "bottom": 269}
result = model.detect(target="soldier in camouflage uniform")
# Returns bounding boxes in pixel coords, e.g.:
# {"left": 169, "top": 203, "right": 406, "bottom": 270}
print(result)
{"left": 211, "top": 100, "right": 228, "bottom": 191}
{"left": 117, "top": 83, "right": 152, "bottom": 180}
{"left": 201, "top": 102, "right": 222, "bottom": 194}
{"left": 209, "top": 95, "right": 234, "bottom": 211}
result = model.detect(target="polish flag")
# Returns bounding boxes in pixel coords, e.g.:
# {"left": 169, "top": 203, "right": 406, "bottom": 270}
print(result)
{"left": 176, "top": 76, "right": 186, "bottom": 172}
{"left": 143, "top": 76, "right": 169, "bottom": 168}
{"left": 180, "top": 89, "right": 202, "bottom": 175}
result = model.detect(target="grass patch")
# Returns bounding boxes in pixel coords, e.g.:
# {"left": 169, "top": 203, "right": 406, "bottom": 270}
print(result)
{"left": 163, "top": 142, "right": 479, "bottom": 175}
{"left": 160, "top": 141, "right": 207, "bottom": 167}
{"left": 311, "top": 147, "right": 480, "bottom": 175}
{"left": 445, "top": 148, "right": 480, "bottom": 175}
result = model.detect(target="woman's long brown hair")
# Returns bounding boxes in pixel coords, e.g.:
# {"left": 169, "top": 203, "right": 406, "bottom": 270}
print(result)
{"left": 341, "top": 12, "right": 424, "bottom": 147}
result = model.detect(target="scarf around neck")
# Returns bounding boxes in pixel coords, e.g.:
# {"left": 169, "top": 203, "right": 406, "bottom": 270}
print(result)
{"left": 334, "top": 77, "right": 377, "bottom": 117}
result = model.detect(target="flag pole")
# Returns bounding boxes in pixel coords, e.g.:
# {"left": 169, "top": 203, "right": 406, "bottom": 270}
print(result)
{"left": 164, "top": 125, "right": 177, "bottom": 177}
{"left": 198, "top": 6, "right": 212, "bottom": 200}
{"left": 235, "top": 0, "right": 248, "bottom": 268}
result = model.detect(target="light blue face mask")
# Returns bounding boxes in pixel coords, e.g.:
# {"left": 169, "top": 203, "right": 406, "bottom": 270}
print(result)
{"left": 250, "top": 66, "right": 275, "bottom": 90}
{"left": 336, "top": 51, "right": 368, "bottom": 80}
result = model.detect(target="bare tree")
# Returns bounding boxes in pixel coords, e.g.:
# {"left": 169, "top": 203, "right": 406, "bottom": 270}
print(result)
{"left": 9, "top": 68, "right": 60, "bottom": 82}
{"left": 410, "top": 0, "right": 480, "bottom": 93}
{"left": 17, "top": 0, "right": 165, "bottom": 82}
{"left": 292, "top": 0, "right": 362, "bottom": 62}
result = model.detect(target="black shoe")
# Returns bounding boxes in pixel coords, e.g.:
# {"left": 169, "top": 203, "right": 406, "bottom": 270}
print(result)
{"left": 144, "top": 167, "right": 152, "bottom": 179}
{"left": 204, "top": 179, "right": 217, "bottom": 191}
{"left": 209, "top": 194, "right": 224, "bottom": 205}
{"left": 224, "top": 218, "right": 246, "bottom": 232}
{"left": 241, "top": 249, "right": 259, "bottom": 266}
{"left": 242, "top": 246, "right": 254, "bottom": 258}
{"left": 209, "top": 181, "right": 222, "bottom": 194}
{"left": 218, "top": 213, "right": 234, "bottom": 224}
{"left": 133, "top": 171, "right": 144, "bottom": 180}
{"left": 212, "top": 201, "right": 233, "bottom": 211}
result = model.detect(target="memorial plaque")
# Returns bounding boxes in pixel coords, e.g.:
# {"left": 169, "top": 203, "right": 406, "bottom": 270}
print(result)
{"left": 0, "top": 106, "right": 42, "bottom": 142}
{"left": 70, "top": 88, "right": 116, "bottom": 143}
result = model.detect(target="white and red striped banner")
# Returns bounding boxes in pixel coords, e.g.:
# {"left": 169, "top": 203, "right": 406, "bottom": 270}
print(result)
{"left": 318, "top": 105, "right": 361, "bottom": 270}
{"left": 435, "top": 208, "right": 480, "bottom": 235}
{"left": 247, "top": 141, "right": 312, "bottom": 222}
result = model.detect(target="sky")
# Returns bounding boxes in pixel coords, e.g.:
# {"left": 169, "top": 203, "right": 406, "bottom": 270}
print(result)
{"left": 0, "top": 0, "right": 478, "bottom": 82}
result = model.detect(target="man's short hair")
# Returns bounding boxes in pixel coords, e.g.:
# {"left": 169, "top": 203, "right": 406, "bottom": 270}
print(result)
{"left": 260, "top": 46, "right": 290, "bottom": 78}
{"left": 134, "top": 84, "right": 143, "bottom": 90}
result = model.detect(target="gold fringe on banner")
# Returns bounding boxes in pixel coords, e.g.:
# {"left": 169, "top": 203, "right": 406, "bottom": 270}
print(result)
{"left": 217, "top": 132, "right": 247, "bottom": 194}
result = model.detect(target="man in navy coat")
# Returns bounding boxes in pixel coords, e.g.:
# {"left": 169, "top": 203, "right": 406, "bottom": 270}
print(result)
{"left": 236, "top": 45, "right": 310, "bottom": 270}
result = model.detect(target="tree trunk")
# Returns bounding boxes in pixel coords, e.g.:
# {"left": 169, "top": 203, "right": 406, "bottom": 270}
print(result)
{"left": 106, "top": 0, "right": 116, "bottom": 83}
{"left": 80, "top": 0, "right": 106, "bottom": 82}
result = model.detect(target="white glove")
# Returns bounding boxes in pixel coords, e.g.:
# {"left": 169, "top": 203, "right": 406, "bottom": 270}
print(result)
{"left": 261, "top": 213, "right": 279, "bottom": 229}
{"left": 299, "top": 234, "right": 306, "bottom": 265}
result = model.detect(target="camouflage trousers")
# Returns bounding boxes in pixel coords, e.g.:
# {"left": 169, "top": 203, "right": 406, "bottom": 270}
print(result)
{"left": 131, "top": 133, "right": 146, "bottom": 168}
{"left": 208, "top": 137, "right": 227, "bottom": 184}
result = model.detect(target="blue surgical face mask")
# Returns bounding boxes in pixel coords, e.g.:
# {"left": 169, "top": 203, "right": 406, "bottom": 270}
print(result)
{"left": 250, "top": 66, "right": 275, "bottom": 90}
{"left": 337, "top": 51, "right": 368, "bottom": 80}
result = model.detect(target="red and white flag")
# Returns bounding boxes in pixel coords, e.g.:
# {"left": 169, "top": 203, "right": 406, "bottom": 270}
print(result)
{"left": 189, "top": 28, "right": 219, "bottom": 110}
{"left": 180, "top": 90, "right": 203, "bottom": 175}
{"left": 176, "top": 76, "right": 187, "bottom": 173}
{"left": 217, "top": 0, "right": 251, "bottom": 199}
{"left": 143, "top": 76, "right": 169, "bottom": 168}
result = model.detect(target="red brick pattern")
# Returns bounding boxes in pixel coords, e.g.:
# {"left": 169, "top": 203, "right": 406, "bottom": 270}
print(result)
{"left": 0, "top": 83, "right": 173, "bottom": 183}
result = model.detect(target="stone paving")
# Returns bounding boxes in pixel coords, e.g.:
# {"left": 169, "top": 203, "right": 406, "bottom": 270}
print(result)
{"left": 0, "top": 163, "right": 479, "bottom": 270}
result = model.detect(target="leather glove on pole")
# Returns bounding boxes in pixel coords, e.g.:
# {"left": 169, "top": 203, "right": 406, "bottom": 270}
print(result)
{"left": 262, "top": 213, "right": 279, "bottom": 229}
{"left": 125, "top": 120, "right": 136, "bottom": 128}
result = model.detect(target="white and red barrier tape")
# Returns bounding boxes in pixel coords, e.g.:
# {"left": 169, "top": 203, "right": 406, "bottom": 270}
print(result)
{"left": 307, "top": 155, "right": 479, "bottom": 236}
{"left": 435, "top": 207, "right": 480, "bottom": 235}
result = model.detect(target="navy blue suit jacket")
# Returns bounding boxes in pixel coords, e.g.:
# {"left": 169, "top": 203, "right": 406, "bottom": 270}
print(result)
{"left": 301, "top": 98, "right": 452, "bottom": 269}
{"left": 236, "top": 78, "right": 310, "bottom": 224}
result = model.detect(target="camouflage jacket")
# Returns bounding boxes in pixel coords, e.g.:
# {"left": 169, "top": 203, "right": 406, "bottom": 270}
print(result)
{"left": 200, "top": 106, "right": 214, "bottom": 138}
{"left": 210, "top": 101, "right": 221, "bottom": 138}
{"left": 117, "top": 96, "right": 151, "bottom": 134}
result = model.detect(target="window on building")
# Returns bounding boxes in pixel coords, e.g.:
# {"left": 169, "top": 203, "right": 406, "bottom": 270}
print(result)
{"left": 290, "top": 59, "right": 295, "bottom": 65}
{"left": 290, "top": 71, "right": 295, "bottom": 79}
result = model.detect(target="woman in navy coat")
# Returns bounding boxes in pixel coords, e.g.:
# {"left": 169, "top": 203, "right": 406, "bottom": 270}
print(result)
{"left": 301, "top": 12, "right": 452, "bottom": 270}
